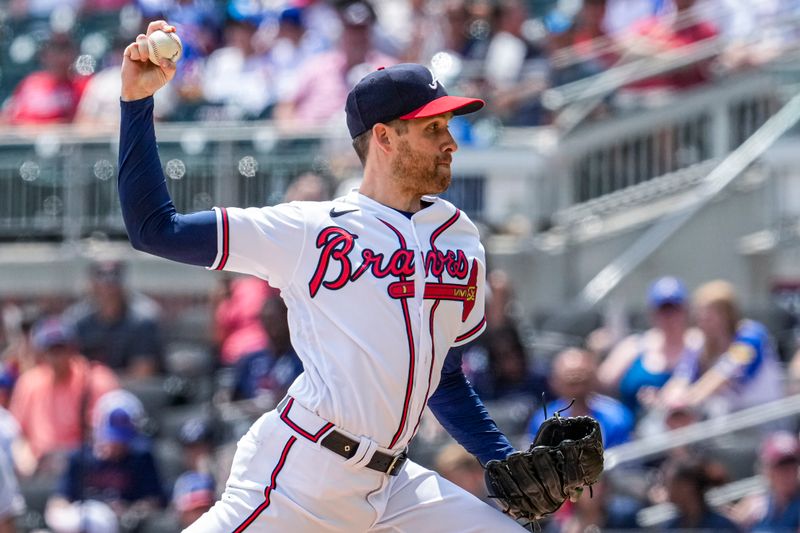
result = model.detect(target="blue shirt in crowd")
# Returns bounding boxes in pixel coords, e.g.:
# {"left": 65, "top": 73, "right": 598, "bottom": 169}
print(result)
{"left": 58, "top": 445, "right": 164, "bottom": 505}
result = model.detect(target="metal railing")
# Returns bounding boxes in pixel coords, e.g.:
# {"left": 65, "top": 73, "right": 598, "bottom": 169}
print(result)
{"left": 573, "top": 85, "right": 800, "bottom": 310}
{"left": 0, "top": 67, "right": 787, "bottom": 243}
{"left": 610, "top": 392, "right": 800, "bottom": 527}
{"left": 555, "top": 74, "right": 778, "bottom": 207}
{"left": 0, "top": 123, "right": 488, "bottom": 241}
{"left": 605, "top": 393, "right": 800, "bottom": 469}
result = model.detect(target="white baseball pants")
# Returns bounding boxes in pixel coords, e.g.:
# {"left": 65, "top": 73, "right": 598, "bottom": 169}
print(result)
{"left": 183, "top": 401, "right": 523, "bottom": 532}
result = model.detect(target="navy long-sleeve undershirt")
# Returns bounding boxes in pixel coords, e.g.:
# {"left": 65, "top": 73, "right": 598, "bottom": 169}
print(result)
{"left": 118, "top": 96, "right": 217, "bottom": 265}
{"left": 428, "top": 345, "right": 516, "bottom": 465}
{"left": 118, "top": 96, "right": 514, "bottom": 464}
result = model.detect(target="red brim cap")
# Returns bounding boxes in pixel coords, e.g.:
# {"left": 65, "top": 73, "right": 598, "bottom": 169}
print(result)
{"left": 400, "top": 95, "right": 485, "bottom": 120}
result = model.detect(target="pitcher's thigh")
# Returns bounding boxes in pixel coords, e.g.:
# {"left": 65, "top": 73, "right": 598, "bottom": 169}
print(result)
{"left": 370, "top": 461, "right": 523, "bottom": 533}
{"left": 184, "top": 412, "right": 382, "bottom": 532}
{"left": 183, "top": 416, "right": 321, "bottom": 532}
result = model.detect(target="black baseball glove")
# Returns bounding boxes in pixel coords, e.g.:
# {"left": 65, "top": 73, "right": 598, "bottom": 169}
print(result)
{"left": 484, "top": 415, "right": 604, "bottom": 522}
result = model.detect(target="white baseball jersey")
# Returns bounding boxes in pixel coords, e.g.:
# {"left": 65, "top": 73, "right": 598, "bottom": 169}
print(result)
{"left": 209, "top": 189, "right": 487, "bottom": 451}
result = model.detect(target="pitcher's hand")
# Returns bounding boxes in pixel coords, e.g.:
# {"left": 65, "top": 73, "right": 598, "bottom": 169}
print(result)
{"left": 121, "top": 20, "right": 178, "bottom": 102}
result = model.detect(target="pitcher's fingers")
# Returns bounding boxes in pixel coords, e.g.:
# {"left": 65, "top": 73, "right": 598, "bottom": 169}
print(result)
{"left": 135, "top": 34, "right": 149, "bottom": 62}
{"left": 146, "top": 20, "right": 174, "bottom": 35}
{"left": 124, "top": 42, "right": 141, "bottom": 61}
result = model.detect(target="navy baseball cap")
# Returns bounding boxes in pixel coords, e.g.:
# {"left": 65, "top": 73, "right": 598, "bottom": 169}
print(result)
{"left": 97, "top": 406, "right": 138, "bottom": 444}
{"left": 345, "top": 63, "right": 485, "bottom": 139}
{"left": 648, "top": 276, "right": 687, "bottom": 308}
{"left": 31, "top": 318, "right": 76, "bottom": 351}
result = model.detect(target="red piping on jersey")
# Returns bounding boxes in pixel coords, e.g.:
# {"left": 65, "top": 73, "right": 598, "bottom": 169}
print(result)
{"left": 454, "top": 316, "right": 486, "bottom": 343}
{"left": 380, "top": 218, "right": 416, "bottom": 450}
{"left": 233, "top": 435, "right": 296, "bottom": 532}
{"left": 279, "top": 397, "right": 334, "bottom": 443}
{"left": 215, "top": 207, "right": 230, "bottom": 270}
{"left": 408, "top": 211, "right": 461, "bottom": 439}
{"left": 428, "top": 211, "right": 461, "bottom": 280}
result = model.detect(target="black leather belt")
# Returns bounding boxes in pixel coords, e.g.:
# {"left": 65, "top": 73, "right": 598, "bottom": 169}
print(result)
{"left": 321, "top": 430, "right": 408, "bottom": 476}
{"left": 277, "top": 398, "right": 408, "bottom": 476}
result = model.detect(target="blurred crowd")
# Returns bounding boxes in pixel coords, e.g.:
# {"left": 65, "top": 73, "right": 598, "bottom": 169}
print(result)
{"left": 0, "top": 235, "right": 800, "bottom": 531}
{"left": 0, "top": 0, "right": 798, "bottom": 133}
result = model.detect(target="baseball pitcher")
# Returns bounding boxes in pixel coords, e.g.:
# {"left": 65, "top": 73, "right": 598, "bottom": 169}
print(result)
{"left": 119, "top": 21, "right": 602, "bottom": 532}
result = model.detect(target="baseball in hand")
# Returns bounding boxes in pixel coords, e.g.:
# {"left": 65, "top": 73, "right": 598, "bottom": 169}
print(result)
{"left": 147, "top": 30, "right": 182, "bottom": 65}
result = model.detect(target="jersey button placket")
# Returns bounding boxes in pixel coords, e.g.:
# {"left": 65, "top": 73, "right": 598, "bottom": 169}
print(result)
{"left": 405, "top": 222, "right": 429, "bottom": 447}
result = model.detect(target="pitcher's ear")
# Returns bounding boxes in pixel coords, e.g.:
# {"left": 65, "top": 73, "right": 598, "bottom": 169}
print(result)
{"left": 373, "top": 123, "right": 392, "bottom": 154}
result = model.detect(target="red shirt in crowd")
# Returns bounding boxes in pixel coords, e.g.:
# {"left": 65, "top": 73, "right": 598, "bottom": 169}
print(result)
{"left": 9, "top": 356, "right": 118, "bottom": 459}
{"left": 5, "top": 71, "right": 90, "bottom": 125}
{"left": 214, "top": 277, "right": 278, "bottom": 366}
{"left": 627, "top": 16, "right": 719, "bottom": 90}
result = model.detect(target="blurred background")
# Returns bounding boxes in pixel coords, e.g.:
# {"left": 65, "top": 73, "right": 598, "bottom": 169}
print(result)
{"left": 1, "top": 0, "right": 800, "bottom": 531}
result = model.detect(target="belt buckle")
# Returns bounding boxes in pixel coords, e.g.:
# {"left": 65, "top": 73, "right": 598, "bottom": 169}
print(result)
{"left": 386, "top": 451, "right": 407, "bottom": 476}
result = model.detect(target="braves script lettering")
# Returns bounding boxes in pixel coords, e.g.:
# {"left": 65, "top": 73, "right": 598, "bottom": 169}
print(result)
{"left": 309, "top": 227, "right": 470, "bottom": 298}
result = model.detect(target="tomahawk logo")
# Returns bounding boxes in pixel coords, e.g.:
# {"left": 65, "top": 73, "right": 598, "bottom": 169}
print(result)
{"left": 428, "top": 70, "right": 440, "bottom": 90}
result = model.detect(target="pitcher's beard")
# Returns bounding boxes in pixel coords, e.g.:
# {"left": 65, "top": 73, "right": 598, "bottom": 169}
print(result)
{"left": 391, "top": 139, "right": 451, "bottom": 196}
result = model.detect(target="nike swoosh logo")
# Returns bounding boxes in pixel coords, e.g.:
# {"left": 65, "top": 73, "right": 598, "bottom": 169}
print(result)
{"left": 330, "top": 207, "right": 359, "bottom": 218}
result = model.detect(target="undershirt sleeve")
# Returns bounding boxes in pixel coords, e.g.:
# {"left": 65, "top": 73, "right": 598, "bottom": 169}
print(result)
{"left": 118, "top": 96, "right": 217, "bottom": 266}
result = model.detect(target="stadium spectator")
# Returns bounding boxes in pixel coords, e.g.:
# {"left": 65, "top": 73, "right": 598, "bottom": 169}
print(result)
{"left": 296, "top": 0, "right": 343, "bottom": 51}
{"left": 544, "top": 478, "right": 640, "bottom": 532}
{"left": 1, "top": 32, "right": 90, "bottom": 125}
{"left": 176, "top": 416, "right": 217, "bottom": 478}
{"left": 530, "top": 348, "right": 634, "bottom": 448}
{"left": 8, "top": 0, "right": 82, "bottom": 18}
{"left": 439, "top": 0, "right": 472, "bottom": 60}
{"left": 387, "top": 0, "right": 448, "bottom": 64}
{"left": 598, "top": 276, "right": 702, "bottom": 415}
{"left": 0, "top": 444, "right": 24, "bottom": 532}
{"left": 268, "top": 8, "right": 327, "bottom": 106}
{"left": 231, "top": 296, "right": 302, "bottom": 403}
{"left": 0, "top": 303, "right": 41, "bottom": 404}
{"left": 171, "top": 471, "right": 216, "bottom": 529}
{"left": 274, "top": 0, "right": 397, "bottom": 129}
{"left": 661, "top": 279, "right": 785, "bottom": 416}
{"left": 45, "top": 500, "right": 119, "bottom": 533}
{"left": 730, "top": 431, "right": 800, "bottom": 532}
{"left": 661, "top": 456, "right": 738, "bottom": 531}
{"left": 64, "top": 260, "right": 164, "bottom": 377}
{"left": 9, "top": 318, "right": 118, "bottom": 467}
{"left": 548, "top": 0, "right": 618, "bottom": 87}
{"left": 46, "top": 390, "right": 164, "bottom": 521}
{"left": 201, "top": 14, "right": 274, "bottom": 120}
{"left": 212, "top": 275, "right": 276, "bottom": 366}
{"left": 83, "top": 0, "right": 130, "bottom": 11}
{"left": 720, "top": 0, "right": 800, "bottom": 70}
{"left": 618, "top": 0, "right": 719, "bottom": 103}
{"left": 602, "top": 0, "right": 667, "bottom": 35}
{"left": 284, "top": 171, "right": 332, "bottom": 202}
{"left": 465, "top": 325, "right": 548, "bottom": 402}
{"left": 434, "top": 442, "right": 490, "bottom": 504}
{"left": 485, "top": 0, "right": 549, "bottom": 126}
{"left": 0, "top": 402, "right": 36, "bottom": 479}
{"left": 485, "top": 269, "right": 517, "bottom": 331}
